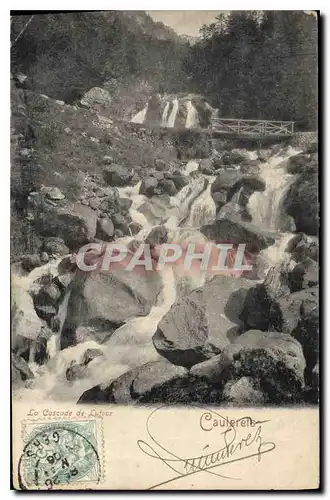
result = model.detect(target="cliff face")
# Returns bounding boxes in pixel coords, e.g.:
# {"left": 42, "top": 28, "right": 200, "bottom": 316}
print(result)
{"left": 10, "top": 11, "right": 190, "bottom": 103}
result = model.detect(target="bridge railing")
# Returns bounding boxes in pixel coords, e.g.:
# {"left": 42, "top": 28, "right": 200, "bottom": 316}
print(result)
{"left": 210, "top": 118, "right": 294, "bottom": 136}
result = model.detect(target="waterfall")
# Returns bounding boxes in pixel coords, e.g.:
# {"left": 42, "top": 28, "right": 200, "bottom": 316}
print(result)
{"left": 131, "top": 104, "right": 148, "bottom": 124}
{"left": 247, "top": 146, "right": 302, "bottom": 276}
{"left": 248, "top": 147, "right": 300, "bottom": 231}
{"left": 161, "top": 102, "right": 170, "bottom": 127}
{"left": 185, "top": 100, "right": 199, "bottom": 129}
{"left": 167, "top": 98, "right": 179, "bottom": 128}
{"left": 184, "top": 160, "right": 199, "bottom": 175}
{"left": 185, "top": 178, "right": 216, "bottom": 227}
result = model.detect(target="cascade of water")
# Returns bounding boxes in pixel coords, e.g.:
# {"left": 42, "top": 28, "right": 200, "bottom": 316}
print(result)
{"left": 185, "top": 177, "right": 216, "bottom": 227}
{"left": 167, "top": 98, "right": 179, "bottom": 127}
{"left": 185, "top": 100, "right": 199, "bottom": 129}
{"left": 131, "top": 104, "right": 148, "bottom": 124}
{"left": 248, "top": 147, "right": 300, "bottom": 231}
{"left": 184, "top": 160, "right": 199, "bottom": 175}
{"left": 161, "top": 101, "right": 170, "bottom": 127}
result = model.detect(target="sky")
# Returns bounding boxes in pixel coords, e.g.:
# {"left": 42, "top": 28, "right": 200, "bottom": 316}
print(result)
{"left": 147, "top": 11, "right": 223, "bottom": 37}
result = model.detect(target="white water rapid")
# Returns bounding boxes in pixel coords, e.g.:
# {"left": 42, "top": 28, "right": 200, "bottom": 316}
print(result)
{"left": 248, "top": 146, "right": 302, "bottom": 274}
{"left": 131, "top": 104, "right": 148, "bottom": 124}
{"left": 185, "top": 100, "right": 199, "bottom": 129}
{"left": 167, "top": 98, "right": 179, "bottom": 128}
{"left": 13, "top": 146, "right": 302, "bottom": 403}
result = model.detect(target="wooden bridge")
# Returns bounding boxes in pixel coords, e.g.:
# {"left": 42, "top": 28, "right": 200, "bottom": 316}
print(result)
{"left": 209, "top": 118, "right": 294, "bottom": 137}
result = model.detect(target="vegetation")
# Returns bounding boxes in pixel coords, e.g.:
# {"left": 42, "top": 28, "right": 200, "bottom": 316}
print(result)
{"left": 184, "top": 11, "right": 318, "bottom": 130}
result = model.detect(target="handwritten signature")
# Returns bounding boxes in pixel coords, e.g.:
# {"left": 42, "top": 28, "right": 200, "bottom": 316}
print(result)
{"left": 137, "top": 406, "right": 276, "bottom": 489}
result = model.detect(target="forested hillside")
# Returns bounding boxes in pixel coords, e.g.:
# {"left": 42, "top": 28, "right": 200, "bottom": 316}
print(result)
{"left": 184, "top": 11, "right": 318, "bottom": 130}
{"left": 11, "top": 11, "right": 190, "bottom": 103}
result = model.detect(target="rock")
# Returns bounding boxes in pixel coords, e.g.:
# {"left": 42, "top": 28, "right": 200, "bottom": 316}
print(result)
{"left": 154, "top": 159, "right": 168, "bottom": 171}
{"left": 170, "top": 173, "right": 189, "bottom": 191}
{"left": 40, "top": 252, "right": 49, "bottom": 263}
{"left": 153, "top": 276, "right": 254, "bottom": 368}
{"left": 12, "top": 277, "right": 45, "bottom": 353}
{"left": 103, "top": 164, "right": 133, "bottom": 187}
{"left": 117, "top": 197, "right": 132, "bottom": 213}
{"left": 139, "top": 177, "right": 158, "bottom": 197}
{"left": 78, "top": 360, "right": 185, "bottom": 404}
{"left": 221, "top": 150, "right": 249, "bottom": 165}
{"left": 66, "top": 362, "right": 88, "bottom": 382}
{"left": 33, "top": 284, "right": 62, "bottom": 309}
{"left": 240, "top": 160, "right": 260, "bottom": 175}
{"left": 66, "top": 348, "right": 103, "bottom": 382}
{"left": 288, "top": 257, "right": 319, "bottom": 292}
{"left": 35, "top": 203, "right": 97, "bottom": 249}
{"left": 83, "top": 348, "right": 103, "bottom": 364}
{"left": 270, "top": 286, "right": 319, "bottom": 336}
{"left": 239, "top": 284, "right": 272, "bottom": 331}
{"left": 283, "top": 171, "right": 318, "bottom": 236}
{"left": 222, "top": 377, "right": 265, "bottom": 405}
{"left": 35, "top": 305, "right": 58, "bottom": 323}
{"left": 113, "top": 229, "right": 124, "bottom": 239}
{"left": 192, "top": 330, "right": 305, "bottom": 404}
{"left": 285, "top": 233, "right": 318, "bottom": 262}
{"left": 199, "top": 158, "right": 214, "bottom": 175}
{"left": 54, "top": 273, "right": 73, "bottom": 291}
{"left": 96, "top": 218, "right": 114, "bottom": 240}
{"left": 41, "top": 186, "right": 65, "bottom": 200}
{"left": 286, "top": 152, "right": 318, "bottom": 174}
{"left": 88, "top": 198, "right": 102, "bottom": 210}
{"left": 151, "top": 171, "right": 164, "bottom": 182}
{"left": 80, "top": 87, "right": 112, "bottom": 114}
{"left": 21, "top": 254, "right": 41, "bottom": 272}
{"left": 201, "top": 213, "right": 276, "bottom": 253}
{"left": 57, "top": 256, "right": 77, "bottom": 274}
{"left": 61, "top": 267, "right": 162, "bottom": 349}
{"left": 129, "top": 222, "right": 143, "bottom": 236}
{"left": 12, "top": 353, "right": 34, "bottom": 385}
{"left": 305, "top": 142, "right": 318, "bottom": 154}
{"left": 211, "top": 171, "right": 265, "bottom": 211}
{"left": 111, "top": 213, "right": 129, "bottom": 233}
{"left": 158, "top": 179, "right": 177, "bottom": 196}
{"left": 42, "top": 237, "right": 69, "bottom": 256}
{"left": 145, "top": 225, "right": 168, "bottom": 245}
{"left": 103, "top": 155, "right": 114, "bottom": 165}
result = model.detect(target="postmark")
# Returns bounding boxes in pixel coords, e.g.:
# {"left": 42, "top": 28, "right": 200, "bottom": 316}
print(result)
{"left": 18, "top": 420, "right": 102, "bottom": 490}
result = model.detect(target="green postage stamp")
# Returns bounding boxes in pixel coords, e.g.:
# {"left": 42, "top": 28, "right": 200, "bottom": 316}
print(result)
{"left": 18, "top": 420, "right": 103, "bottom": 490}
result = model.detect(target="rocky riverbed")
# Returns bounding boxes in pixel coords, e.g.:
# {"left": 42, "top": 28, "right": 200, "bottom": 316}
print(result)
{"left": 11, "top": 82, "right": 319, "bottom": 407}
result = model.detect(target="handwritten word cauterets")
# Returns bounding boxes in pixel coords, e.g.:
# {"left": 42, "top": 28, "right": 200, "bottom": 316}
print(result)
{"left": 200, "top": 413, "right": 259, "bottom": 431}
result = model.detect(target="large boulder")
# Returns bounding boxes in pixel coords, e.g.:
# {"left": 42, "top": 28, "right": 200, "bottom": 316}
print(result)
{"left": 286, "top": 152, "right": 318, "bottom": 174}
{"left": 21, "top": 254, "right": 41, "bottom": 272}
{"left": 283, "top": 171, "right": 318, "bottom": 235}
{"left": 80, "top": 87, "right": 112, "bottom": 115}
{"left": 191, "top": 330, "right": 306, "bottom": 404}
{"left": 96, "top": 218, "right": 114, "bottom": 241}
{"left": 158, "top": 179, "right": 177, "bottom": 196}
{"left": 268, "top": 287, "right": 319, "bottom": 376}
{"left": 201, "top": 212, "right": 276, "bottom": 253}
{"left": 288, "top": 257, "right": 318, "bottom": 292}
{"left": 42, "top": 237, "right": 69, "bottom": 256}
{"left": 103, "top": 164, "right": 133, "bottom": 187}
{"left": 12, "top": 353, "right": 34, "bottom": 387}
{"left": 285, "top": 233, "right": 319, "bottom": 262}
{"left": 34, "top": 202, "right": 97, "bottom": 249}
{"left": 77, "top": 359, "right": 187, "bottom": 404}
{"left": 153, "top": 276, "right": 254, "bottom": 368}
{"left": 139, "top": 177, "right": 159, "bottom": 197}
{"left": 61, "top": 267, "right": 163, "bottom": 349}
